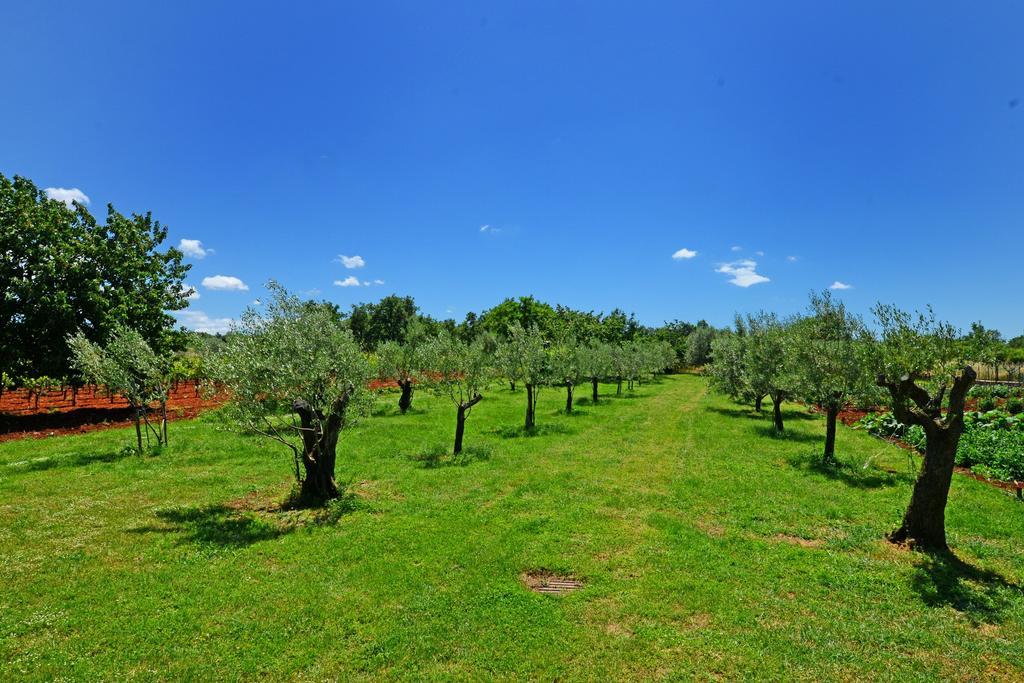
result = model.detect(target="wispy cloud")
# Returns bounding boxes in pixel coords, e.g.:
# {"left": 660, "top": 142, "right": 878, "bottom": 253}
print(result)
{"left": 336, "top": 255, "right": 365, "bottom": 269}
{"left": 334, "top": 276, "right": 361, "bottom": 287}
{"left": 830, "top": 281, "right": 853, "bottom": 290}
{"left": 201, "top": 275, "right": 249, "bottom": 291}
{"left": 716, "top": 259, "right": 770, "bottom": 287}
{"left": 178, "top": 239, "right": 209, "bottom": 259}
{"left": 786, "top": 255, "right": 799, "bottom": 262}
{"left": 730, "top": 245, "right": 742, "bottom": 252}
{"left": 45, "top": 187, "right": 90, "bottom": 208}
{"left": 480, "top": 224, "right": 501, "bottom": 234}
{"left": 755, "top": 250, "right": 765, "bottom": 256}
{"left": 672, "top": 248, "right": 698, "bottom": 260}
{"left": 174, "top": 310, "right": 234, "bottom": 334}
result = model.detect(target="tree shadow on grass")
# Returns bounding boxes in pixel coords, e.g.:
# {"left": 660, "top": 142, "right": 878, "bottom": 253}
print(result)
{"left": 130, "top": 490, "right": 360, "bottom": 549}
{"left": 753, "top": 424, "right": 820, "bottom": 444}
{"left": 911, "top": 551, "right": 1022, "bottom": 625}
{"left": 7, "top": 447, "right": 139, "bottom": 473}
{"left": 492, "top": 423, "right": 572, "bottom": 439}
{"left": 408, "top": 444, "right": 492, "bottom": 469}
{"left": 707, "top": 406, "right": 817, "bottom": 422}
{"left": 130, "top": 504, "right": 286, "bottom": 549}
{"left": 786, "top": 454, "right": 903, "bottom": 490}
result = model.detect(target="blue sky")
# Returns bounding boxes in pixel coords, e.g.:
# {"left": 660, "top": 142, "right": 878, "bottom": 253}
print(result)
{"left": 2, "top": 1, "right": 1022, "bottom": 336}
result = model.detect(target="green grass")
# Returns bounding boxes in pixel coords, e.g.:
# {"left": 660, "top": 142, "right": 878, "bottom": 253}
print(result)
{"left": 1, "top": 375, "right": 1022, "bottom": 680}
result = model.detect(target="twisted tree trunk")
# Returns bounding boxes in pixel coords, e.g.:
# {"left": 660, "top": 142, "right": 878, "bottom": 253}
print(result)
{"left": 293, "top": 389, "right": 353, "bottom": 502}
{"left": 398, "top": 379, "right": 414, "bottom": 414}
{"left": 879, "top": 366, "right": 976, "bottom": 551}
{"left": 454, "top": 394, "right": 482, "bottom": 454}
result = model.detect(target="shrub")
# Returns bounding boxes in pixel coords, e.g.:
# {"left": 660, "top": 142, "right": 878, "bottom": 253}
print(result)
{"left": 978, "top": 397, "right": 997, "bottom": 412}
{"left": 1007, "top": 397, "right": 1024, "bottom": 415}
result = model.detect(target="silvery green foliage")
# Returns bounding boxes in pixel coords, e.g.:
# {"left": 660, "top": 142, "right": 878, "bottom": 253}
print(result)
{"left": 786, "top": 291, "right": 874, "bottom": 411}
{"left": 707, "top": 334, "right": 747, "bottom": 400}
{"left": 68, "top": 325, "right": 170, "bottom": 409}
{"left": 548, "top": 335, "right": 582, "bottom": 387}
{"left": 577, "top": 341, "right": 612, "bottom": 381}
{"left": 423, "top": 331, "right": 491, "bottom": 408}
{"left": 871, "top": 304, "right": 964, "bottom": 386}
{"left": 743, "top": 312, "right": 791, "bottom": 401}
{"left": 376, "top": 321, "right": 427, "bottom": 384}
{"left": 210, "top": 282, "right": 370, "bottom": 473}
{"left": 496, "top": 322, "right": 548, "bottom": 387}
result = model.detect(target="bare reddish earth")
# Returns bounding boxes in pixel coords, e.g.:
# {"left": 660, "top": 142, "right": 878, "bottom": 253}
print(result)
{"left": 0, "top": 384, "right": 226, "bottom": 443}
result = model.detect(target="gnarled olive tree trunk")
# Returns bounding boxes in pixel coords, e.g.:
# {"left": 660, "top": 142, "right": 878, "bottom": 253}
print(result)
{"left": 454, "top": 394, "right": 483, "bottom": 454}
{"left": 564, "top": 381, "right": 574, "bottom": 414}
{"left": 591, "top": 377, "right": 599, "bottom": 403}
{"left": 823, "top": 405, "right": 839, "bottom": 464}
{"left": 879, "top": 366, "right": 976, "bottom": 551}
{"left": 398, "top": 379, "right": 413, "bottom": 414}
{"left": 293, "top": 389, "right": 353, "bottom": 501}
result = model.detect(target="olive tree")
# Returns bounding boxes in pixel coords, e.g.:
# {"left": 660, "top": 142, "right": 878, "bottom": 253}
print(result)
{"left": 786, "top": 292, "right": 873, "bottom": 464}
{"left": 424, "top": 331, "right": 491, "bottom": 454}
{"left": 744, "top": 312, "right": 792, "bottom": 432}
{"left": 376, "top": 321, "right": 426, "bottom": 414}
{"left": 68, "top": 325, "right": 171, "bottom": 453}
{"left": 578, "top": 341, "right": 610, "bottom": 403}
{"left": 211, "top": 284, "right": 370, "bottom": 502}
{"left": 707, "top": 333, "right": 748, "bottom": 402}
{"left": 499, "top": 322, "right": 548, "bottom": 428}
{"left": 872, "top": 304, "right": 976, "bottom": 550}
{"left": 548, "top": 335, "right": 582, "bottom": 413}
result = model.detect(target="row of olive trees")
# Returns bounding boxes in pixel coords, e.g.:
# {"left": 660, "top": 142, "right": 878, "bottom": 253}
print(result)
{"left": 207, "top": 284, "right": 675, "bottom": 503}
{"left": 707, "top": 291, "right": 977, "bottom": 551}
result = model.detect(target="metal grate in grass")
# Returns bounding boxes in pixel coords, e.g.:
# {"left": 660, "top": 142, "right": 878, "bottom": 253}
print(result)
{"left": 520, "top": 570, "right": 584, "bottom": 595}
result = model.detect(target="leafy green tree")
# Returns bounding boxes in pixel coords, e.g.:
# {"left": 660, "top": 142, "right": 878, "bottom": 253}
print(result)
{"left": 684, "top": 326, "right": 716, "bottom": 367}
{"left": 786, "top": 292, "right": 873, "bottom": 464}
{"left": 347, "top": 295, "right": 419, "bottom": 350}
{"left": 211, "top": 283, "right": 370, "bottom": 502}
{"left": 68, "top": 326, "right": 172, "bottom": 453}
{"left": 598, "top": 309, "right": 642, "bottom": 344}
{"left": 477, "top": 296, "right": 558, "bottom": 338}
{"left": 499, "top": 322, "right": 548, "bottom": 428}
{"left": 871, "top": 305, "right": 977, "bottom": 550}
{"left": 423, "top": 331, "right": 491, "bottom": 454}
{"left": 376, "top": 321, "right": 427, "bottom": 414}
{"left": 0, "top": 174, "right": 190, "bottom": 381}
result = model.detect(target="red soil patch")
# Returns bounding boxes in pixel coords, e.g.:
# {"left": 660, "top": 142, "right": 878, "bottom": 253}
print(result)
{"left": 0, "top": 383, "right": 226, "bottom": 443}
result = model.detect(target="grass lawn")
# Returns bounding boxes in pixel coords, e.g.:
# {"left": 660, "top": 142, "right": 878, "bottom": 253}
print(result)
{"left": 1, "top": 375, "right": 1022, "bottom": 680}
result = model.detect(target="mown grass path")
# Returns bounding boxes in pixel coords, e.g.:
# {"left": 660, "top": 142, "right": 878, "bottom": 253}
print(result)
{"left": 1, "top": 376, "right": 1022, "bottom": 680}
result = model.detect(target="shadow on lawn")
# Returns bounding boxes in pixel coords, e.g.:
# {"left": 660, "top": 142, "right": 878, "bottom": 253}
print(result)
{"left": 787, "top": 454, "right": 903, "bottom": 490}
{"left": 754, "top": 424, "right": 820, "bottom": 443}
{"left": 8, "top": 447, "right": 139, "bottom": 473}
{"left": 409, "top": 444, "right": 491, "bottom": 469}
{"left": 707, "top": 406, "right": 817, "bottom": 422}
{"left": 912, "top": 551, "right": 1022, "bottom": 625}
{"left": 493, "top": 423, "right": 572, "bottom": 439}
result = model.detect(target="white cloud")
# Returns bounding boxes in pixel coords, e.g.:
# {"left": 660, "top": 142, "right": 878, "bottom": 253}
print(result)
{"left": 786, "top": 255, "right": 799, "bottom": 262}
{"left": 371, "top": 279, "right": 385, "bottom": 285}
{"left": 174, "top": 310, "right": 234, "bottom": 335}
{"left": 479, "top": 224, "right": 501, "bottom": 234}
{"left": 45, "top": 187, "right": 90, "bottom": 208}
{"left": 672, "top": 248, "right": 698, "bottom": 260}
{"left": 716, "top": 259, "right": 770, "bottom": 288}
{"left": 755, "top": 250, "right": 765, "bottom": 256}
{"left": 202, "top": 275, "right": 249, "bottom": 291}
{"left": 830, "top": 281, "right": 853, "bottom": 290}
{"left": 730, "top": 245, "right": 742, "bottom": 252}
{"left": 336, "top": 254, "right": 365, "bottom": 269}
{"left": 334, "top": 276, "right": 361, "bottom": 287}
{"left": 178, "top": 239, "right": 209, "bottom": 259}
